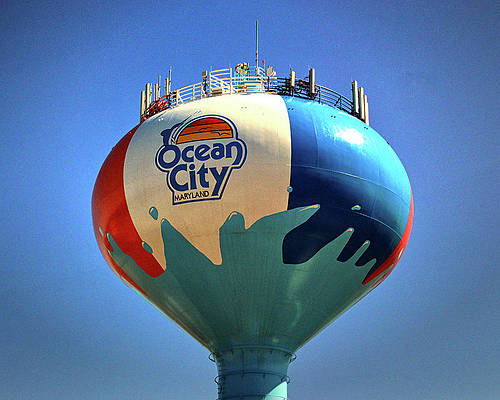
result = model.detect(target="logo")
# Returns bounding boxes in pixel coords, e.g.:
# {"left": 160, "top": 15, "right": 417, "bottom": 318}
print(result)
{"left": 155, "top": 115, "right": 247, "bottom": 205}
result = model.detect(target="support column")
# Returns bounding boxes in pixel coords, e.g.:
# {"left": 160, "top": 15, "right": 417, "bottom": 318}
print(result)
{"left": 213, "top": 346, "right": 294, "bottom": 400}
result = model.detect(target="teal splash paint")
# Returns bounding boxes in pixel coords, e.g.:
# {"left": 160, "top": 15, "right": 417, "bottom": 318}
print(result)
{"left": 148, "top": 206, "right": 159, "bottom": 220}
{"left": 141, "top": 241, "right": 153, "bottom": 254}
{"left": 105, "top": 205, "right": 380, "bottom": 399}
{"left": 105, "top": 205, "right": 379, "bottom": 350}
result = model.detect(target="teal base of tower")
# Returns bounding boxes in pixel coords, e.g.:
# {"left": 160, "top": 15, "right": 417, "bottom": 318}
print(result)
{"left": 212, "top": 347, "right": 295, "bottom": 400}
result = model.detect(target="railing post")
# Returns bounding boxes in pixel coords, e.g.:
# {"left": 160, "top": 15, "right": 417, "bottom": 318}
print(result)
{"left": 209, "top": 70, "right": 212, "bottom": 96}
{"left": 229, "top": 68, "right": 233, "bottom": 94}
{"left": 201, "top": 70, "right": 207, "bottom": 97}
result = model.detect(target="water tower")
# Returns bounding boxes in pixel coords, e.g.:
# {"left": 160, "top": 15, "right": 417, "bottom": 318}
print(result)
{"left": 92, "top": 53, "right": 413, "bottom": 399}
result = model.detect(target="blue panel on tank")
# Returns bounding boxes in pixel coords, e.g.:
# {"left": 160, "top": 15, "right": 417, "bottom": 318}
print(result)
{"left": 282, "top": 96, "right": 411, "bottom": 275}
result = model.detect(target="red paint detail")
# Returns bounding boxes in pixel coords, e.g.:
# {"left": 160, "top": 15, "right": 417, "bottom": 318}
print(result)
{"left": 92, "top": 124, "right": 165, "bottom": 295}
{"left": 362, "top": 190, "right": 414, "bottom": 285}
{"left": 103, "top": 234, "right": 113, "bottom": 253}
{"left": 368, "top": 264, "right": 396, "bottom": 292}
{"left": 185, "top": 117, "right": 228, "bottom": 127}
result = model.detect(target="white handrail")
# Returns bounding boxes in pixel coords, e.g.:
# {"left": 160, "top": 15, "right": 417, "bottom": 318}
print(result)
{"left": 140, "top": 65, "right": 346, "bottom": 123}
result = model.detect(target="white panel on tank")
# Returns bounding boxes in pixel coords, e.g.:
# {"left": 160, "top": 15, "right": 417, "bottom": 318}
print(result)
{"left": 123, "top": 93, "right": 292, "bottom": 267}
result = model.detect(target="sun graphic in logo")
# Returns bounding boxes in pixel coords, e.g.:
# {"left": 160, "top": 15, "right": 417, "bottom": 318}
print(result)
{"left": 176, "top": 117, "right": 234, "bottom": 143}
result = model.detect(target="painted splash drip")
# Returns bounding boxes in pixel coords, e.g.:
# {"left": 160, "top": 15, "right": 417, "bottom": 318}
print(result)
{"left": 104, "top": 205, "right": 386, "bottom": 350}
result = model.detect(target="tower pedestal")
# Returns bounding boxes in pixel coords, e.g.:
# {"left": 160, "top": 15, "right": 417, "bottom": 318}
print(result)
{"left": 213, "top": 346, "right": 294, "bottom": 400}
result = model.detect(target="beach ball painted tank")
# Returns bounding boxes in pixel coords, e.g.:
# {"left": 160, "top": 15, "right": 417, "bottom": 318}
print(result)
{"left": 92, "top": 92, "right": 413, "bottom": 398}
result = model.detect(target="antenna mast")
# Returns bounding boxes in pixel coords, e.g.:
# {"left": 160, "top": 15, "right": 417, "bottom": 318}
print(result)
{"left": 255, "top": 20, "right": 259, "bottom": 75}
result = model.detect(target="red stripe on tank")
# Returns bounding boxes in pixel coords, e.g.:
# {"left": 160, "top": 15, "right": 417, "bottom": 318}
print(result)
{"left": 92, "top": 125, "right": 165, "bottom": 296}
{"left": 362, "top": 189, "right": 414, "bottom": 285}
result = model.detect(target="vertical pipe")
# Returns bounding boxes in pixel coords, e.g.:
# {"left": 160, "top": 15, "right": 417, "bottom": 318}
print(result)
{"left": 255, "top": 20, "right": 259, "bottom": 75}
{"left": 145, "top": 83, "right": 152, "bottom": 109}
{"left": 358, "top": 87, "right": 365, "bottom": 121}
{"left": 140, "top": 90, "right": 145, "bottom": 119}
{"left": 168, "top": 68, "right": 172, "bottom": 94}
{"left": 290, "top": 68, "right": 295, "bottom": 95}
{"left": 364, "top": 94, "right": 369, "bottom": 125}
{"left": 352, "top": 80, "right": 359, "bottom": 115}
{"left": 309, "top": 68, "right": 315, "bottom": 96}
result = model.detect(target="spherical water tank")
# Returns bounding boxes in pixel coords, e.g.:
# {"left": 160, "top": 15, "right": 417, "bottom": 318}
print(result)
{"left": 92, "top": 87, "right": 413, "bottom": 399}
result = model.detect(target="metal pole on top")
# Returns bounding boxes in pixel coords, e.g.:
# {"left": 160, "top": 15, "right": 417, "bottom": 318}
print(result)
{"left": 255, "top": 20, "right": 259, "bottom": 75}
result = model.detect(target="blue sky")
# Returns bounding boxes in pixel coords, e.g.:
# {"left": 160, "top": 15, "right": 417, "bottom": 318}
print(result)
{"left": 1, "top": 0, "right": 498, "bottom": 399}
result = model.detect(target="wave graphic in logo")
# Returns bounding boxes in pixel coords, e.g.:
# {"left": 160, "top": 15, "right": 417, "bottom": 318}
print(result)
{"left": 155, "top": 115, "right": 247, "bottom": 205}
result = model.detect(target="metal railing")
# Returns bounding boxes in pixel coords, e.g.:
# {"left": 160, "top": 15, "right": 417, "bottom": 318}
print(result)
{"left": 274, "top": 77, "right": 354, "bottom": 114}
{"left": 140, "top": 65, "right": 357, "bottom": 123}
